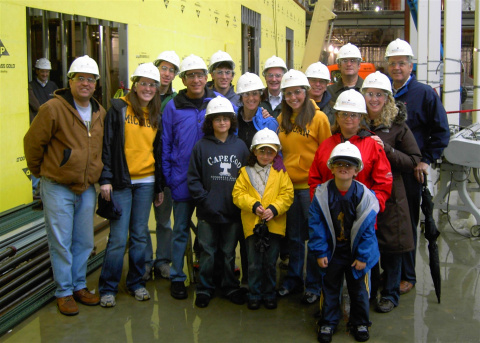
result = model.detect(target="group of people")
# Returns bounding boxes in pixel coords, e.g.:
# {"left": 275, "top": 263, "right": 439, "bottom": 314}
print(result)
{"left": 24, "top": 37, "right": 450, "bottom": 343}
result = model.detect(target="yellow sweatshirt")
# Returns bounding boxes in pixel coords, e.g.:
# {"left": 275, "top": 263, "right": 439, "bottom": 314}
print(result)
{"left": 277, "top": 100, "right": 331, "bottom": 189}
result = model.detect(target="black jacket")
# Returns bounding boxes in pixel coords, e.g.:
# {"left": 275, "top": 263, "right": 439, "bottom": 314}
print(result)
{"left": 99, "top": 98, "right": 164, "bottom": 193}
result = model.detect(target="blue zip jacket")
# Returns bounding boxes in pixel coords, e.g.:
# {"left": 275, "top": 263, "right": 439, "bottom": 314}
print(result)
{"left": 308, "top": 180, "right": 380, "bottom": 279}
{"left": 162, "top": 87, "right": 220, "bottom": 201}
{"left": 393, "top": 74, "right": 450, "bottom": 164}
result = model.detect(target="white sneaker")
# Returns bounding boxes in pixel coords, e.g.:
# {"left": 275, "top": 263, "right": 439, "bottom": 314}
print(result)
{"left": 155, "top": 264, "right": 171, "bottom": 279}
{"left": 100, "top": 294, "right": 116, "bottom": 308}
{"left": 133, "top": 287, "right": 150, "bottom": 301}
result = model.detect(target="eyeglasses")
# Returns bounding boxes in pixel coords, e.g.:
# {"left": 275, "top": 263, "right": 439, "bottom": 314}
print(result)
{"left": 333, "top": 162, "right": 355, "bottom": 169}
{"left": 214, "top": 70, "right": 233, "bottom": 76}
{"left": 72, "top": 76, "right": 96, "bottom": 84}
{"left": 284, "top": 89, "right": 305, "bottom": 99}
{"left": 257, "top": 148, "right": 276, "bottom": 156}
{"left": 160, "top": 65, "right": 176, "bottom": 74}
{"left": 213, "top": 117, "right": 230, "bottom": 123}
{"left": 265, "top": 73, "right": 283, "bottom": 79}
{"left": 339, "top": 58, "right": 360, "bottom": 64}
{"left": 338, "top": 112, "right": 361, "bottom": 119}
{"left": 185, "top": 72, "right": 206, "bottom": 80}
{"left": 364, "top": 92, "right": 386, "bottom": 99}
{"left": 309, "top": 78, "right": 328, "bottom": 85}
{"left": 137, "top": 81, "right": 158, "bottom": 88}
{"left": 241, "top": 91, "right": 262, "bottom": 98}
{"left": 388, "top": 61, "right": 409, "bottom": 68}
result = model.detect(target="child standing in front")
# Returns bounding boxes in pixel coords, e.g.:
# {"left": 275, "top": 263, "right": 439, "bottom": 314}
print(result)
{"left": 232, "top": 128, "right": 294, "bottom": 310}
{"left": 188, "top": 96, "right": 249, "bottom": 308}
{"left": 308, "top": 142, "right": 379, "bottom": 343}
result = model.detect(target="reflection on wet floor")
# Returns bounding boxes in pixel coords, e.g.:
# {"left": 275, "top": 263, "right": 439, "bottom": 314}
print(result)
{"left": 3, "top": 199, "right": 480, "bottom": 343}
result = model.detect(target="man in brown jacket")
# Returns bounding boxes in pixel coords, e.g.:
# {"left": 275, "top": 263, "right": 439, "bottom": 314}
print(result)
{"left": 24, "top": 55, "right": 106, "bottom": 316}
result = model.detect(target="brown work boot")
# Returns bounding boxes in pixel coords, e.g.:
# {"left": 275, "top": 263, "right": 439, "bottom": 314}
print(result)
{"left": 73, "top": 288, "right": 100, "bottom": 306}
{"left": 57, "top": 295, "right": 79, "bottom": 316}
{"left": 400, "top": 280, "right": 414, "bottom": 295}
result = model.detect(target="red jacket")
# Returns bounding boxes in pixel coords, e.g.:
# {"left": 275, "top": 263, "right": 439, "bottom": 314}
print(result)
{"left": 308, "top": 132, "right": 392, "bottom": 213}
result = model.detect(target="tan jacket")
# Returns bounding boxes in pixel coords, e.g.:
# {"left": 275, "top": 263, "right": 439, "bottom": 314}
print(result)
{"left": 24, "top": 88, "right": 106, "bottom": 194}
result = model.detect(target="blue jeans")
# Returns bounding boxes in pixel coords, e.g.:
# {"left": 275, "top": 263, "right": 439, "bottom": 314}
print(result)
{"left": 41, "top": 177, "right": 96, "bottom": 298}
{"left": 196, "top": 220, "right": 241, "bottom": 297}
{"left": 145, "top": 187, "right": 172, "bottom": 268}
{"left": 281, "top": 189, "right": 311, "bottom": 291}
{"left": 321, "top": 258, "right": 371, "bottom": 328}
{"left": 99, "top": 183, "right": 154, "bottom": 295}
{"left": 246, "top": 232, "right": 281, "bottom": 301}
{"left": 380, "top": 252, "right": 402, "bottom": 306}
{"left": 170, "top": 200, "right": 195, "bottom": 282}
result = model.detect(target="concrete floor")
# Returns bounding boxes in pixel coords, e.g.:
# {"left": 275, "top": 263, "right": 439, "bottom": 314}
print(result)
{"left": 3, "top": 189, "right": 480, "bottom": 343}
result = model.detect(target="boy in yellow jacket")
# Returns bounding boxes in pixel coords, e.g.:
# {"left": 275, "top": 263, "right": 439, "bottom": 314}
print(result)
{"left": 232, "top": 128, "right": 294, "bottom": 310}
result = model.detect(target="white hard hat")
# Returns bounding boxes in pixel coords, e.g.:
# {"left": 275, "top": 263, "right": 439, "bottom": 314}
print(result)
{"left": 67, "top": 55, "right": 100, "bottom": 80}
{"left": 262, "top": 55, "right": 287, "bottom": 76}
{"left": 281, "top": 69, "right": 311, "bottom": 91}
{"left": 305, "top": 62, "right": 331, "bottom": 81}
{"left": 336, "top": 43, "right": 362, "bottom": 63}
{"left": 179, "top": 54, "right": 208, "bottom": 78}
{"left": 205, "top": 96, "right": 235, "bottom": 117}
{"left": 209, "top": 50, "right": 235, "bottom": 73}
{"left": 250, "top": 128, "right": 281, "bottom": 152}
{"left": 385, "top": 38, "right": 414, "bottom": 59}
{"left": 333, "top": 89, "right": 367, "bottom": 114}
{"left": 327, "top": 141, "right": 364, "bottom": 172}
{"left": 153, "top": 50, "right": 180, "bottom": 74}
{"left": 236, "top": 72, "right": 265, "bottom": 94}
{"left": 35, "top": 58, "right": 51, "bottom": 70}
{"left": 131, "top": 62, "right": 160, "bottom": 83}
{"left": 361, "top": 71, "right": 392, "bottom": 94}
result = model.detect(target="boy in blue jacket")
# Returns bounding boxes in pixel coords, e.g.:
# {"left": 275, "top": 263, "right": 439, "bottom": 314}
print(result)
{"left": 308, "top": 142, "right": 379, "bottom": 343}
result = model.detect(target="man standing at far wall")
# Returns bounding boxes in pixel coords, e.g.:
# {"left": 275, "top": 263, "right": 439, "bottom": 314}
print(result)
{"left": 385, "top": 38, "right": 450, "bottom": 295}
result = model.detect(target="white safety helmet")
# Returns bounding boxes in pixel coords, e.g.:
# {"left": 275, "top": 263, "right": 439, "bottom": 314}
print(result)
{"left": 205, "top": 96, "right": 235, "bottom": 117}
{"left": 305, "top": 62, "right": 331, "bottom": 81}
{"left": 179, "top": 54, "right": 208, "bottom": 78}
{"left": 333, "top": 89, "right": 367, "bottom": 114}
{"left": 209, "top": 50, "right": 235, "bottom": 74}
{"left": 130, "top": 62, "right": 160, "bottom": 83}
{"left": 361, "top": 71, "right": 392, "bottom": 94}
{"left": 236, "top": 72, "right": 265, "bottom": 94}
{"left": 153, "top": 50, "right": 180, "bottom": 75}
{"left": 336, "top": 43, "right": 362, "bottom": 63}
{"left": 385, "top": 38, "right": 414, "bottom": 59}
{"left": 327, "top": 141, "right": 363, "bottom": 172}
{"left": 35, "top": 58, "right": 51, "bottom": 70}
{"left": 281, "top": 69, "right": 311, "bottom": 91}
{"left": 67, "top": 55, "right": 100, "bottom": 80}
{"left": 262, "top": 55, "right": 288, "bottom": 76}
{"left": 250, "top": 128, "right": 281, "bottom": 152}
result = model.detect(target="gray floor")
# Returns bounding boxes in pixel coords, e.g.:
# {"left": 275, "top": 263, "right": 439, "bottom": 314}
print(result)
{"left": 3, "top": 192, "right": 480, "bottom": 343}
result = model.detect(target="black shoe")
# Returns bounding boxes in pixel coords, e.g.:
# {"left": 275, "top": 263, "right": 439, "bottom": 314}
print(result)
{"left": 247, "top": 299, "right": 261, "bottom": 310}
{"left": 229, "top": 288, "right": 247, "bottom": 305}
{"left": 264, "top": 298, "right": 277, "bottom": 310}
{"left": 171, "top": 281, "right": 188, "bottom": 299}
{"left": 317, "top": 325, "right": 334, "bottom": 343}
{"left": 375, "top": 297, "right": 394, "bottom": 313}
{"left": 351, "top": 325, "right": 370, "bottom": 342}
{"left": 195, "top": 294, "right": 210, "bottom": 308}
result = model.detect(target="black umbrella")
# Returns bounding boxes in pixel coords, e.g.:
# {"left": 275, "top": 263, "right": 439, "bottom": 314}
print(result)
{"left": 253, "top": 219, "right": 270, "bottom": 253}
{"left": 421, "top": 177, "right": 441, "bottom": 303}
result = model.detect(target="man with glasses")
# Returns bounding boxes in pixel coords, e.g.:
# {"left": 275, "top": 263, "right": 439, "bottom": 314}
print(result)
{"left": 260, "top": 55, "right": 288, "bottom": 118}
{"left": 207, "top": 50, "right": 240, "bottom": 106}
{"left": 162, "top": 54, "right": 222, "bottom": 300}
{"left": 327, "top": 43, "right": 364, "bottom": 104}
{"left": 385, "top": 38, "right": 449, "bottom": 295}
{"left": 24, "top": 55, "right": 105, "bottom": 316}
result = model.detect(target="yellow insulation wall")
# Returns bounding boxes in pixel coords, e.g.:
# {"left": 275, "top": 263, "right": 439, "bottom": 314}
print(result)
{"left": 0, "top": 0, "right": 305, "bottom": 212}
